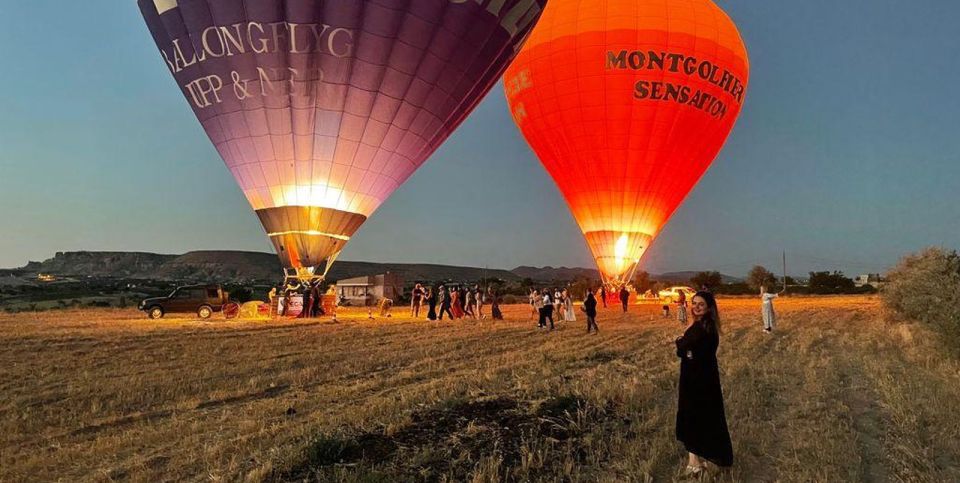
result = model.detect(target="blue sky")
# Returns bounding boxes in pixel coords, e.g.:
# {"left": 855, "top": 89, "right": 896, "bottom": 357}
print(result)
{"left": 1, "top": 0, "right": 958, "bottom": 277}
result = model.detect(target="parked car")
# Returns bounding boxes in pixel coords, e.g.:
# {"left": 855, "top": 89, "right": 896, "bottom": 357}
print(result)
{"left": 658, "top": 286, "right": 696, "bottom": 304}
{"left": 139, "top": 284, "right": 229, "bottom": 319}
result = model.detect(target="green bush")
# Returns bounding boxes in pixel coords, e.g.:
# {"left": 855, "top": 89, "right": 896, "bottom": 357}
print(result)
{"left": 882, "top": 247, "right": 960, "bottom": 353}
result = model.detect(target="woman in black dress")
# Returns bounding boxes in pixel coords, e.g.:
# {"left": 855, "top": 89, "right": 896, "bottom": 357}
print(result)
{"left": 675, "top": 291, "right": 733, "bottom": 475}
{"left": 489, "top": 287, "right": 504, "bottom": 320}
{"left": 426, "top": 286, "right": 438, "bottom": 321}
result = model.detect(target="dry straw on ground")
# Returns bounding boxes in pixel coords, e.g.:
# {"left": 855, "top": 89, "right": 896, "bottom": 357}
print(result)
{"left": 1, "top": 296, "right": 958, "bottom": 482}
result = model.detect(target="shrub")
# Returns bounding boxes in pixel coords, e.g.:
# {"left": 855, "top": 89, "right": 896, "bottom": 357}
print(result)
{"left": 882, "top": 247, "right": 960, "bottom": 352}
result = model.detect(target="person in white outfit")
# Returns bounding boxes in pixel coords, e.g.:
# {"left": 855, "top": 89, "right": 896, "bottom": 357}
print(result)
{"left": 760, "top": 285, "right": 781, "bottom": 333}
{"left": 562, "top": 289, "right": 576, "bottom": 322}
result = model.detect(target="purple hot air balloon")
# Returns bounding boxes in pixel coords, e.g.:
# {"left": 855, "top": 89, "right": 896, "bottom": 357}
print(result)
{"left": 139, "top": 0, "right": 546, "bottom": 281}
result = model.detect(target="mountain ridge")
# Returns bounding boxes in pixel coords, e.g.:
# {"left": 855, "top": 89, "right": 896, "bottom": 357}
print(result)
{"left": 8, "top": 251, "right": 742, "bottom": 284}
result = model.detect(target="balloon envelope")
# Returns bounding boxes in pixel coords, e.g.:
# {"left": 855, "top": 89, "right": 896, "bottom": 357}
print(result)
{"left": 504, "top": 0, "right": 749, "bottom": 286}
{"left": 139, "top": 0, "right": 546, "bottom": 279}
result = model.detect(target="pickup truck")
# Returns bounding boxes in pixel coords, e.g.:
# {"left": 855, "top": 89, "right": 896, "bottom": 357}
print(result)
{"left": 139, "top": 284, "right": 229, "bottom": 319}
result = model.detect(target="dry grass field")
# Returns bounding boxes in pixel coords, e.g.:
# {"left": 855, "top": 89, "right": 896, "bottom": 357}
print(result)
{"left": 2, "top": 296, "right": 959, "bottom": 482}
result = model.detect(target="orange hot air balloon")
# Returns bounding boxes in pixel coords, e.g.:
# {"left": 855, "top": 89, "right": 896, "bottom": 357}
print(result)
{"left": 504, "top": 0, "right": 749, "bottom": 287}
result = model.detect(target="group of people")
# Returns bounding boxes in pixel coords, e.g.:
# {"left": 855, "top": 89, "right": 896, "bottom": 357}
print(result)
{"left": 528, "top": 287, "right": 603, "bottom": 333}
{"left": 409, "top": 283, "right": 503, "bottom": 321}
{"left": 268, "top": 279, "right": 330, "bottom": 318}
{"left": 528, "top": 288, "right": 576, "bottom": 330}
{"left": 594, "top": 285, "right": 633, "bottom": 312}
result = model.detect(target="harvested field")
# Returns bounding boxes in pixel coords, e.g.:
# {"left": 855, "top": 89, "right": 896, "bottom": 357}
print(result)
{"left": 1, "top": 296, "right": 959, "bottom": 481}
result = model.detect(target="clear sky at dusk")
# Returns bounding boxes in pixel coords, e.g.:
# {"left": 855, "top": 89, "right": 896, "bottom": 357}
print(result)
{"left": 1, "top": 1, "right": 958, "bottom": 277}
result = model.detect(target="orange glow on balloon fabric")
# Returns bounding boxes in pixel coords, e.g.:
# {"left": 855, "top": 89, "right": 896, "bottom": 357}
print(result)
{"left": 505, "top": 0, "right": 749, "bottom": 286}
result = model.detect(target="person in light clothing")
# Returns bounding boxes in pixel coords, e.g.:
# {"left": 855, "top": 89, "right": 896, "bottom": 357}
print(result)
{"left": 562, "top": 289, "right": 576, "bottom": 322}
{"left": 760, "top": 285, "right": 781, "bottom": 333}
{"left": 677, "top": 289, "right": 688, "bottom": 325}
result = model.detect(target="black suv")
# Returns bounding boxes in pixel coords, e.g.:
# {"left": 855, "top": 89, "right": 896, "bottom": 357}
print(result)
{"left": 139, "top": 284, "right": 229, "bottom": 319}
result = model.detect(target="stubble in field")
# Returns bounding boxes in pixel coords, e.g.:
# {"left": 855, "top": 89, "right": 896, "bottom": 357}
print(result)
{"left": 1, "top": 296, "right": 958, "bottom": 482}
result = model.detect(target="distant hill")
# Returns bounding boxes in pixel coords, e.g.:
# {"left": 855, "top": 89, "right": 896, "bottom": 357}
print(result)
{"left": 12, "top": 251, "right": 518, "bottom": 283}
{"left": 510, "top": 266, "right": 600, "bottom": 281}
{"left": 30, "top": 251, "right": 179, "bottom": 278}
{"left": 154, "top": 251, "right": 279, "bottom": 281}
{"left": 330, "top": 263, "right": 518, "bottom": 283}
{"left": 10, "top": 251, "right": 741, "bottom": 284}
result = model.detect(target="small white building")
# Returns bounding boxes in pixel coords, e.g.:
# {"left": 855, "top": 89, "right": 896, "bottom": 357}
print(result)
{"left": 854, "top": 273, "right": 884, "bottom": 289}
{"left": 335, "top": 272, "right": 404, "bottom": 307}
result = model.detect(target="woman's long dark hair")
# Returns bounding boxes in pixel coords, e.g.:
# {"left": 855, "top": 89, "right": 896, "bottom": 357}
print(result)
{"left": 693, "top": 291, "right": 722, "bottom": 335}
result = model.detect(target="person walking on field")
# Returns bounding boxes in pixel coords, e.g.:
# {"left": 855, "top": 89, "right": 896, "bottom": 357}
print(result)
{"left": 542, "top": 290, "right": 555, "bottom": 330}
{"left": 599, "top": 285, "right": 607, "bottom": 308}
{"left": 451, "top": 288, "right": 464, "bottom": 319}
{"left": 463, "top": 288, "right": 476, "bottom": 319}
{"left": 475, "top": 285, "right": 484, "bottom": 319}
{"left": 675, "top": 291, "right": 734, "bottom": 475}
{"left": 619, "top": 285, "right": 630, "bottom": 313}
{"left": 438, "top": 286, "right": 454, "bottom": 321}
{"left": 760, "top": 284, "right": 782, "bottom": 333}
{"left": 583, "top": 289, "right": 599, "bottom": 334}
{"left": 677, "top": 289, "right": 688, "bottom": 325}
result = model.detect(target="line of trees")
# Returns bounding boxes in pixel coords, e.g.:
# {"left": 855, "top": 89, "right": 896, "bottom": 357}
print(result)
{"left": 629, "top": 266, "right": 876, "bottom": 296}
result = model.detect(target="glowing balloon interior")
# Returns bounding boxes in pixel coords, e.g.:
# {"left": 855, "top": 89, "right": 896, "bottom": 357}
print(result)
{"left": 139, "top": 0, "right": 546, "bottom": 280}
{"left": 504, "top": 0, "right": 749, "bottom": 287}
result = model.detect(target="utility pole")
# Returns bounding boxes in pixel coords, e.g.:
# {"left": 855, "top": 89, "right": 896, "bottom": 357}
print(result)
{"left": 782, "top": 251, "right": 788, "bottom": 294}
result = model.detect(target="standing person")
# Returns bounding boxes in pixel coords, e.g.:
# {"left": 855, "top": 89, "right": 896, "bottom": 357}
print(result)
{"left": 675, "top": 291, "right": 734, "bottom": 475}
{"left": 677, "top": 289, "right": 688, "bottom": 325}
{"left": 529, "top": 289, "right": 540, "bottom": 320}
{"left": 426, "top": 286, "right": 437, "bottom": 321}
{"left": 411, "top": 283, "right": 424, "bottom": 318}
{"left": 475, "top": 285, "right": 485, "bottom": 319}
{"left": 542, "top": 290, "right": 555, "bottom": 330}
{"left": 583, "top": 289, "right": 599, "bottom": 333}
{"left": 599, "top": 285, "right": 608, "bottom": 308}
{"left": 535, "top": 289, "right": 547, "bottom": 328}
{"left": 760, "top": 285, "right": 781, "bottom": 333}
{"left": 562, "top": 289, "right": 576, "bottom": 322}
{"left": 298, "top": 282, "right": 311, "bottom": 318}
{"left": 281, "top": 280, "right": 300, "bottom": 316}
{"left": 438, "top": 286, "right": 454, "bottom": 320}
{"left": 619, "top": 285, "right": 630, "bottom": 313}
{"left": 553, "top": 288, "right": 563, "bottom": 321}
{"left": 311, "top": 281, "right": 323, "bottom": 317}
{"left": 489, "top": 287, "right": 503, "bottom": 320}
{"left": 268, "top": 286, "right": 278, "bottom": 317}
